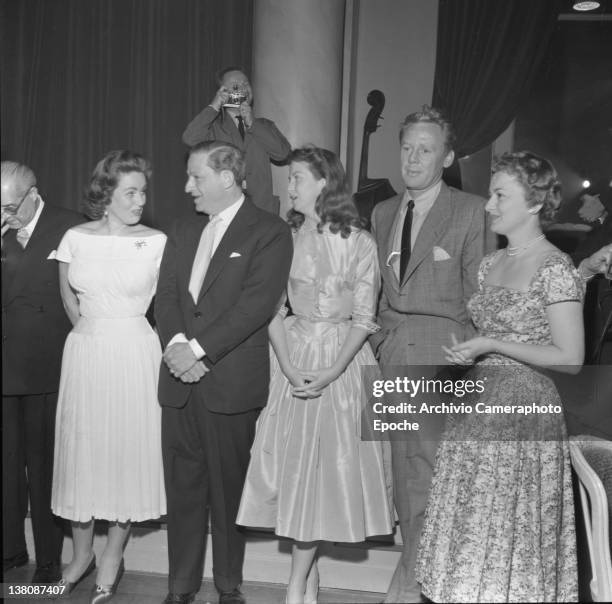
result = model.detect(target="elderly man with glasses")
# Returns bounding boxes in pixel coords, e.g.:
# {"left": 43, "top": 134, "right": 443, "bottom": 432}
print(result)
{"left": 1, "top": 161, "right": 82, "bottom": 583}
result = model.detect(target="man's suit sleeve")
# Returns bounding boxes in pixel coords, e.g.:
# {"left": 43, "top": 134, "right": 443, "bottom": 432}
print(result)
{"left": 249, "top": 118, "right": 291, "bottom": 161}
{"left": 154, "top": 221, "right": 187, "bottom": 347}
{"left": 182, "top": 106, "right": 219, "bottom": 146}
{"left": 461, "top": 199, "right": 486, "bottom": 311}
{"left": 368, "top": 205, "right": 390, "bottom": 357}
{"left": 193, "top": 221, "right": 293, "bottom": 364}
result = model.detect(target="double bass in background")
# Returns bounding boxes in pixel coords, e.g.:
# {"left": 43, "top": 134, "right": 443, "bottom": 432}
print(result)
{"left": 353, "top": 89, "right": 396, "bottom": 230}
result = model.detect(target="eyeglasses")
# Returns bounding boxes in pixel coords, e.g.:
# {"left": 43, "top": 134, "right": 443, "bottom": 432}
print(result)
{"left": 1, "top": 187, "right": 32, "bottom": 215}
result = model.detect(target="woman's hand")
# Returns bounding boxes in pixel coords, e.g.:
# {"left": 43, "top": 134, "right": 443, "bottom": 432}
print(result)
{"left": 292, "top": 367, "right": 341, "bottom": 399}
{"left": 282, "top": 364, "right": 308, "bottom": 390}
{"left": 442, "top": 334, "right": 495, "bottom": 365}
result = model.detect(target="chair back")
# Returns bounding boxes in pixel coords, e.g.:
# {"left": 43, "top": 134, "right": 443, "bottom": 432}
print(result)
{"left": 569, "top": 435, "right": 612, "bottom": 602}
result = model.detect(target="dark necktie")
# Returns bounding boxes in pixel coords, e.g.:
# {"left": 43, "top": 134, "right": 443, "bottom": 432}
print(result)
{"left": 2, "top": 229, "right": 23, "bottom": 290}
{"left": 399, "top": 199, "right": 415, "bottom": 281}
{"left": 16, "top": 228, "right": 29, "bottom": 248}
{"left": 236, "top": 116, "right": 245, "bottom": 140}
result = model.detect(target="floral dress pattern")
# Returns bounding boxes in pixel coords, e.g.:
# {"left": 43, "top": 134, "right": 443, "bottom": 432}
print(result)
{"left": 415, "top": 251, "right": 583, "bottom": 603}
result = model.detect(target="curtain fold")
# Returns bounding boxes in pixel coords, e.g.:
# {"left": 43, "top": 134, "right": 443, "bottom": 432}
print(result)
{"left": 1, "top": 0, "right": 253, "bottom": 229}
{"left": 432, "top": 0, "right": 560, "bottom": 164}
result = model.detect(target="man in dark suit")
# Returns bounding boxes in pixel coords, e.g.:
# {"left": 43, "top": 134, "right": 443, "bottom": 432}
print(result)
{"left": 155, "top": 141, "right": 292, "bottom": 604}
{"left": 369, "top": 107, "right": 486, "bottom": 603}
{"left": 182, "top": 66, "right": 291, "bottom": 215}
{"left": 1, "top": 161, "right": 82, "bottom": 582}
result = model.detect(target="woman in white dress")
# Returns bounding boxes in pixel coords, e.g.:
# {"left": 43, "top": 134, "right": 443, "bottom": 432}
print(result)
{"left": 51, "top": 151, "right": 166, "bottom": 602}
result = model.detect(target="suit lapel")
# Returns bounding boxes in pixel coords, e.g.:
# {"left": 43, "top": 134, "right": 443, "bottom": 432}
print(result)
{"left": 2, "top": 230, "right": 23, "bottom": 300}
{"left": 184, "top": 214, "right": 209, "bottom": 302}
{"left": 220, "top": 112, "right": 245, "bottom": 149}
{"left": 196, "top": 199, "right": 258, "bottom": 302}
{"left": 378, "top": 196, "right": 402, "bottom": 290}
{"left": 6, "top": 205, "right": 57, "bottom": 302}
{"left": 401, "top": 183, "right": 451, "bottom": 286}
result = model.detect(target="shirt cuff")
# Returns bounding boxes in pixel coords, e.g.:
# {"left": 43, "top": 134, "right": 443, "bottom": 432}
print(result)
{"left": 188, "top": 338, "right": 206, "bottom": 360}
{"left": 167, "top": 333, "right": 188, "bottom": 348}
{"left": 166, "top": 333, "right": 206, "bottom": 360}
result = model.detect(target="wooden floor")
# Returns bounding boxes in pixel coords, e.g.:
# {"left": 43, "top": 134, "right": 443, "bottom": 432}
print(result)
{"left": 3, "top": 564, "right": 384, "bottom": 604}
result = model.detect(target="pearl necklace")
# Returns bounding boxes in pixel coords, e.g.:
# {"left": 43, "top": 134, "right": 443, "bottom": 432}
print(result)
{"left": 506, "top": 233, "right": 545, "bottom": 257}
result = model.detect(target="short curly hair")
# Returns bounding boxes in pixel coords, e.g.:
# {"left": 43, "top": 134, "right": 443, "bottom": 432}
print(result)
{"left": 491, "top": 151, "right": 561, "bottom": 227}
{"left": 83, "top": 150, "right": 151, "bottom": 220}
{"left": 286, "top": 145, "right": 361, "bottom": 238}
{"left": 189, "top": 141, "right": 246, "bottom": 187}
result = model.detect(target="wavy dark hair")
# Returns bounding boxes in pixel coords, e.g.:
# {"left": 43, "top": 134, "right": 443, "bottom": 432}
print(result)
{"left": 492, "top": 151, "right": 562, "bottom": 227}
{"left": 286, "top": 145, "right": 361, "bottom": 238}
{"left": 83, "top": 150, "right": 151, "bottom": 220}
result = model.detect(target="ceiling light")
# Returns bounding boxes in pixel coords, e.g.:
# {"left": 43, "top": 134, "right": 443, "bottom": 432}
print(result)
{"left": 582, "top": 180, "right": 591, "bottom": 188}
{"left": 573, "top": 1, "right": 601, "bottom": 10}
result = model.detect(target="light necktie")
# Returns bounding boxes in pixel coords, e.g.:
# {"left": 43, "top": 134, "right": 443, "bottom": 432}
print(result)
{"left": 236, "top": 116, "right": 246, "bottom": 140}
{"left": 188, "top": 216, "right": 222, "bottom": 303}
{"left": 16, "top": 228, "right": 29, "bottom": 249}
{"left": 399, "top": 199, "right": 414, "bottom": 282}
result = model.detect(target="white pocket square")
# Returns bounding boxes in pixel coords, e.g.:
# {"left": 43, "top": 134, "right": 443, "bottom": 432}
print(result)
{"left": 229, "top": 252, "right": 242, "bottom": 258}
{"left": 47, "top": 250, "right": 57, "bottom": 260}
{"left": 433, "top": 246, "right": 451, "bottom": 261}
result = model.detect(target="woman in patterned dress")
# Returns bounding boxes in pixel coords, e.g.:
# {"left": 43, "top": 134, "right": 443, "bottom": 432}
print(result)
{"left": 415, "top": 151, "right": 584, "bottom": 602}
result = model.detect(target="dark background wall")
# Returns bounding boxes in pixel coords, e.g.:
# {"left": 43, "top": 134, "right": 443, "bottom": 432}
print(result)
{"left": 515, "top": 17, "right": 612, "bottom": 211}
{"left": 1, "top": 0, "right": 253, "bottom": 230}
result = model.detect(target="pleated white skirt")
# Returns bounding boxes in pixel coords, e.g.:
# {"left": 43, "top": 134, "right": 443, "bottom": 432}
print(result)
{"left": 52, "top": 316, "right": 166, "bottom": 522}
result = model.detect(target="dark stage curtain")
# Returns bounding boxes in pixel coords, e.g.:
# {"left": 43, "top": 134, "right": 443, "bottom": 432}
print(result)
{"left": 432, "top": 0, "right": 559, "bottom": 186}
{"left": 1, "top": 0, "right": 253, "bottom": 230}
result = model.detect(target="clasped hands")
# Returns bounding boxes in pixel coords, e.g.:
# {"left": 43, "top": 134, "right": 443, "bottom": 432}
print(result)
{"left": 284, "top": 365, "right": 341, "bottom": 399}
{"left": 163, "top": 342, "right": 209, "bottom": 384}
{"left": 442, "top": 333, "right": 494, "bottom": 366}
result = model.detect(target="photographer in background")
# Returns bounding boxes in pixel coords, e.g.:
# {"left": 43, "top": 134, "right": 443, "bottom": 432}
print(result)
{"left": 182, "top": 66, "right": 291, "bottom": 214}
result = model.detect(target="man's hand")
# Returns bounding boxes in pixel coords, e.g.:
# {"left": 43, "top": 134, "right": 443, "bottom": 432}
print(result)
{"left": 163, "top": 342, "right": 199, "bottom": 377}
{"left": 1, "top": 212, "right": 11, "bottom": 247}
{"left": 580, "top": 243, "right": 612, "bottom": 279}
{"left": 546, "top": 222, "right": 592, "bottom": 233}
{"left": 210, "top": 86, "right": 230, "bottom": 112}
{"left": 239, "top": 102, "right": 254, "bottom": 129}
{"left": 179, "top": 361, "right": 209, "bottom": 383}
{"left": 578, "top": 193, "right": 605, "bottom": 223}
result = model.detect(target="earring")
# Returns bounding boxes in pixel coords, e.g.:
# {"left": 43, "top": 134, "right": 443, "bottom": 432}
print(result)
{"left": 103, "top": 210, "right": 109, "bottom": 217}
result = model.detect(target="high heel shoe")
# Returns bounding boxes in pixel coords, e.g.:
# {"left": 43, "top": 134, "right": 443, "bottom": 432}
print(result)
{"left": 56, "top": 554, "right": 96, "bottom": 597}
{"left": 90, "top": 558, "right": 124, "bottom": 603}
